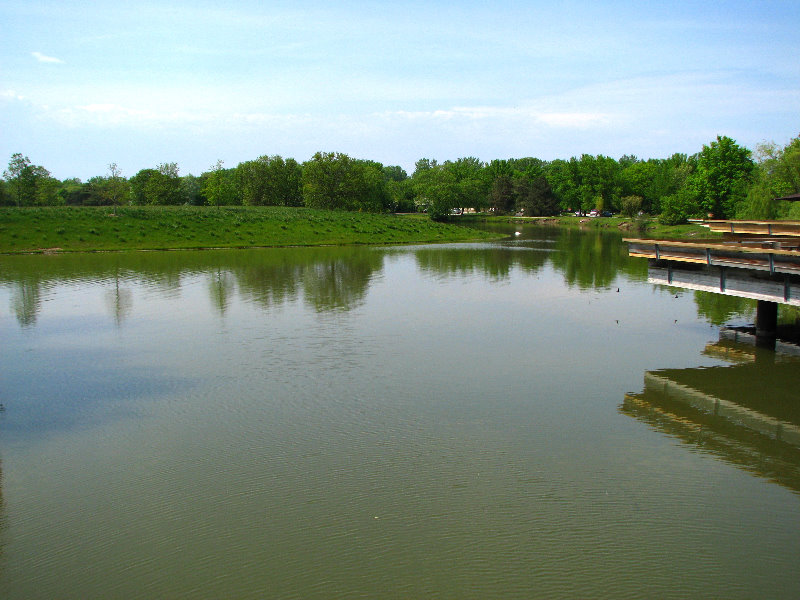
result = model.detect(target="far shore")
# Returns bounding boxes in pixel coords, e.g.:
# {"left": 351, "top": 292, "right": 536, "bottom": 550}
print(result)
{"left": 0, "top": 206, "right": 715, "bottom": 254}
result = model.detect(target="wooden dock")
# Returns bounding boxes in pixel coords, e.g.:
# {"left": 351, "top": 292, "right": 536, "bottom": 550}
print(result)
{"left": 625, "top": 218, "right": 800, "bottom": 344}
{"left": 625, "top": 237, "right": 800, "bottom": 306}
{"left": 689, "top": 219, "right": 800, "bottom": 238}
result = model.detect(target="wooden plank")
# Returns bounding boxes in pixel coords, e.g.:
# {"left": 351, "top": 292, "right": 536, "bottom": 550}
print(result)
{"left": 624, "top": 238, "right": 800, "bottom": 256}
{"left": 691, "top": 220, "right": 800, "bottom": 237}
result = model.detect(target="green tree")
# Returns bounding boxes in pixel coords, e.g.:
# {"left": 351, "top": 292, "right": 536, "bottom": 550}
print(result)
{"left": 57, "top": 178, "right": 91, "bottom": 205}
{"left": 546, "top": 158, "right": 582, "bottom": 213}
{"left": 690, "top": 135, "right": 754, "bottom": 218}
{"left": 2, "top": 153, "right": 56, "bottom": 206}
{"left": 658, "top": 188, "right": 702, "bottom": 225}
{"left": 413, "top": 158, "right": 438, "bottom": 176}
{"left": 620, "top": 161, "right": 656, "bottom": 211}
{"left": 104, "top": 163, "right": 129, "bottom": 213}
{"left": 577, "top": 154, "right": 621, "bottom": 212}
{"left": 3, "top": 153, "right": 32, "bottom": 206}
{"left": 0, "top": 178, "right": 9, "bottom": 206}
{"left": 619, "top": 195, "right": 643, "bottom": 217}
{"left": 129, "top": 168, "right": 158, "bottom": 205}
{"left": 32, "top": 167, "right": 60, "bottom": 205}
{"left": 447, "top": 157, "right": 487, "bottom": 212}
{"left": 515, "top": 175, "right": 559, "bottom": 216}
{"left": 484, "top": 158, "right": 513, "bottom": 187}
{"left": 412, "top": 164, "right": 457, "bottom": 220}
{"left": 302, "top": 152, "right": 387, "bottom": 212}
{"left": 509, "top": 157, "right": 546, "bottom": 181}
{"left": 737, "top": 135, "right": 800, "bottom": 219}
{"left": 86, "top": 163, "right": 129, "bottom": 212}
{"left": 181, "top": 174, "right": 205, "bottom": 206}
{"left": 386, "top": 178, "right": 416, "bottom": 212}
{"left": 382, "top": 165, "right": 407, "bottom": 182}
{"left": 489, "top": 174, "right": 515, "bottom": 214}
{"left": 236, "top": 155, "right": 302, "bottom": 207}
{"left": 204, "top": 160, "right": 239, "bottom": 206}
{"left": 302, "top": 152, "right": 354, "bottom": 210}
{"left": 135, "top": 163, "right": 184, "bottom": 205}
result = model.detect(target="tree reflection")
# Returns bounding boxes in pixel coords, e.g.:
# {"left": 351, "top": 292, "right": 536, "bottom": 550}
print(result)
{"left": 0, "top": 228, "right": 781, "bottom": 328}
{"left": 301, "top": 250, "right": 382, "bottom": 312}
{"left": 10, "top": 280, "right": 40, "bottom": 327}
{"left": 231, "top": 247, "right": 382, "bottom": 313}
{"left": 549, "top": 228, "right": 646, "bottom": 289}
{"left": 414, "top": 245, "right": 548, "bottom": 281}
{"left": 208, "top": 268, "right": 235, "bottom": 316}
{"left": 105, "top": 275, "right": 133, "bottom": 326}
{"left": 0, "top": 246, "right": 386, "bottom": 324}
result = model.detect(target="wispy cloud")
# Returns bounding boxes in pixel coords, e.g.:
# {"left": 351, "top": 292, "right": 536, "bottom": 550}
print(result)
{"left": 380, "top": 106, "right": 613, "bottom": 130}
{"left": 32, "top": 51, "right": 64, "bottom": 64}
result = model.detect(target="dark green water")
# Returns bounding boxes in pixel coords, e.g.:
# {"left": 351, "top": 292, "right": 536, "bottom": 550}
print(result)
{"left": 1, "top": 225, "right": 798, "bottom": 598}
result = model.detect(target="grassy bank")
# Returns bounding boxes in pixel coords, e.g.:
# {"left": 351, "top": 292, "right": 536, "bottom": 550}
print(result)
{"left": 463, "top": 214, "right": 718, "bottom": 239}
{"left": 0, "top": 206, "right": 500, "bottom": 253}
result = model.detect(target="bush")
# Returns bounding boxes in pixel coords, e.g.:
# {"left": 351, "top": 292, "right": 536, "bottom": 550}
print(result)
{"left": 658, "top": 189, "right": 701, "bottom": 225}
{"left": 620, "top": 195, "right": 643, "bottom": 217}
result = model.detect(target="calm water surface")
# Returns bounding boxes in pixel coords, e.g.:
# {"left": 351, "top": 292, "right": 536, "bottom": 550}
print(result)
{"left": 1, "top": 225, "right": 799, "bottom": 598}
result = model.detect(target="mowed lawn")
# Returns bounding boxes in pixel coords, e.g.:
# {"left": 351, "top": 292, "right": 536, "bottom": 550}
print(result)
{"left": 0, "top": 206, "right": 499, "bottom": 253}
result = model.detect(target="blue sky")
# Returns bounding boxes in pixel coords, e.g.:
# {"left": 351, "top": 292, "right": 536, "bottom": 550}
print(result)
{"left": 2, "top": 0, "right": 799, "bottom": 180}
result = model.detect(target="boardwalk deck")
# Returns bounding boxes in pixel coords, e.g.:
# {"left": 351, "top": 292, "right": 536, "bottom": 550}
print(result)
{"left": 625, "top": 220, "right": 800, "bottom": 343}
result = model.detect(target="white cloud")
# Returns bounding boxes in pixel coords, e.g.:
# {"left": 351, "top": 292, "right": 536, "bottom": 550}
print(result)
{"left": 32, "top": 51, "right": 64, "bottom": 64}
{"left": 1, "top": 89, "right": 27, "bottom": 102}
{"left": 378, "top": 106, "right": 613, "bottom": 131}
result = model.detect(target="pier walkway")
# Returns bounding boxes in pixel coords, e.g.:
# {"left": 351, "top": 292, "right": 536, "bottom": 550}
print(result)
{"left": 625, "top": 216, "right": 800, "bottom": 345}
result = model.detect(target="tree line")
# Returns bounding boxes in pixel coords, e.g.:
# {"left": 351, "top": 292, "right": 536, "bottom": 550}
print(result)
{"left": 2, "top": 134, "right": 799, "bottom": 222}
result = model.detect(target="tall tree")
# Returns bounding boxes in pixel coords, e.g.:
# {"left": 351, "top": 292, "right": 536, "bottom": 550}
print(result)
{"left": 204, "top": 160, "right": 239, "bottom": 206}
{"left": 129, "top": 163, "right": 184, "bottom": 205}
{"left": 546, "top": 158, "right": 582, "bottom": 213}
{"left": 738, "top": 135, "right": 800, "bottom": 219}
{"left": 0, "top": 179, "right": 10, "bottom": 206}
{"left": 4, "top": 153, "right": 39, "bottom": 206}
{"left": 412, "top": 164, "right": 458, "bottom": 220}
{"left": 413, "top": 158, "right": 438, "bottom": 177}
{"left": 445, "top": 157, "right": 488, "bottom": 212}
{"left": 490, "top": 174, "right": 515, "bottom": 214}
{"left": 302, "top": 152, "right": 387, "bottom": 212}
{"left": 105, "top": 163, "right": 128, "bottom": 213}
{"left": 515, "top": 175, "right": 559, "bottom": 216}
{"left": 691, "top": 135, "right": 754, "bottom": 218}
{"left": 237, "top": 155, "right": 302, "bottom": 207}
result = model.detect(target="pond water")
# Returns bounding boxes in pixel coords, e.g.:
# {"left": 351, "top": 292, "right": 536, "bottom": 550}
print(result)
{"left": 1, "top": 224, "right": 799, "bottom": 599}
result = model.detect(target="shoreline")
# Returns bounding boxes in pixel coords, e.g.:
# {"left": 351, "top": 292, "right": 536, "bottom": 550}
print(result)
{"left": 0, "top": 206, "right": 716, "bottom": 255}
{"left": 0, "top": 206, "right": 501, "bottom": 255}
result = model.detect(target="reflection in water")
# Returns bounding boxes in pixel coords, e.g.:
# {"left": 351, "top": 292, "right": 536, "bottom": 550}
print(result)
{"left": 105, "top": 277, "right": 133, "bottom": 326}
{"left": 10, "top": 281, "right": 40, "bottom": 328}
{"left": 208, "top": 268, "right": 234, "bottom": 316}
{"left": 3, "top": 225, "right": 800, "bottom": 598}
{"left": 414, "top": 243, "right": 548, "bottom": 281}
{"left": 0, "top": 458, "right": 4, "bottom": 572}
{"left": 0, "top": 226, "right": 763, "bottom": 329}
{"left": 624, "top": 331, "right": 800, "bottom": 494}
{"left": 550, "top": 228, "right": 647, "bottom": 289}
{"left": 1, "top": 246, "right": 386, "bottom": 324}
{"left": 693, "top": 291, "right": 755, "bottom": 326}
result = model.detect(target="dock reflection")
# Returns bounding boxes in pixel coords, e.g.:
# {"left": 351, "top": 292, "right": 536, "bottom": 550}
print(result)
{"left": 623, "top": 330, "right": 800, "bottom": 494}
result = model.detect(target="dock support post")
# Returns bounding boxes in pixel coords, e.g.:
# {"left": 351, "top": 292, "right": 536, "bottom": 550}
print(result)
{"left": 755, "top": 300, "right": 778, "bottom": 350}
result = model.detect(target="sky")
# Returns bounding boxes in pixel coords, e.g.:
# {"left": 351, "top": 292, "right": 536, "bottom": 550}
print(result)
{"left": 1, "top": 0, "right": 799, "bottom": 181}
